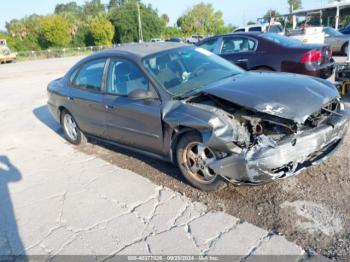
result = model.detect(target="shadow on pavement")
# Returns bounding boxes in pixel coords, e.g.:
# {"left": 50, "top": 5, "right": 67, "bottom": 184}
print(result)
{"left": 32, "top": 105, "right": 63, "bottom": 137}
{"left": 0, "top": 155, "right": 27, "bottom": 260}
{"left": 32, "top": 105, "right": 185, "bottom": 183}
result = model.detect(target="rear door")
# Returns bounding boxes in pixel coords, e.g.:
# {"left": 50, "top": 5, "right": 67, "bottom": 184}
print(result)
{"left": 103, "top": 58, "right": 164, "bottom": 154}
{"left": 218, "top": 36, "right": 258, "bottom": 70}
{"left": 68, "top": 58, "right": 107, "bottom": 136}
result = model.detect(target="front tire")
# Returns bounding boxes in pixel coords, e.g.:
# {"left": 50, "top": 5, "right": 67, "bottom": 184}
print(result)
{"left": 176, "top": 132, "right": 226, "bottom": 192}
{"left": 61, "top": 110, "right": 87, "bottom": 145}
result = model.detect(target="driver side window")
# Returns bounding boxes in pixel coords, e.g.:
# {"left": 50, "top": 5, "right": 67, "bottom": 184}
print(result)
{"left": 107, "top": 59, "right": 149, "bottom": 96}
{"left": 221, "top": 37, "right": 257, "bottom": 54}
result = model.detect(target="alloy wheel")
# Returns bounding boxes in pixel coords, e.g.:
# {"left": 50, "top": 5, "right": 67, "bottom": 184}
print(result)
{"left": 183, "top": 142, "right": 217, "bottom": 183}
{"left": 63, "top": 113, "right": 78, "bottom": 141}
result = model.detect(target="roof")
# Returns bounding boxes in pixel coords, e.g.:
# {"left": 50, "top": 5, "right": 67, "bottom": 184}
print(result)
{"left": 99, "top": 42, "right": 190, "bottom": 59}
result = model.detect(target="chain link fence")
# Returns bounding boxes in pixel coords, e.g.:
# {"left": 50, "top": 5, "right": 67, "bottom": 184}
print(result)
{"left": 15, "top": 45, "right": 118, "bottom": 61}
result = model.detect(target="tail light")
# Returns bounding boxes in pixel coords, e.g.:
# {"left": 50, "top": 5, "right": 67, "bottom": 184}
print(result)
{"left": 300, "top": 50, "right": 322, "bottom": 63}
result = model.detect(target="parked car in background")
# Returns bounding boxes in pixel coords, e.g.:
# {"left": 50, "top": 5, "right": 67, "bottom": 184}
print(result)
{"left": 47, "top": 43, "right": 349, "bottom": 191}
{"left": 197, "top": 32, "right": 334, "bottom": 79}
{"left": 186, "top": 35, "right": 204, "bottom": 44}
{"left": 165, "top": 38, "right": 183, "bottom": 43}
{"left": 339, "top": 23, "right": 350, "bottom": 35}
{"left": 151, "top": 38, "right": 163, "bottom": 43}
{"left": 323, "top": 27, "right": 350, "bottom": 55}
{"left": 234, "top": 23, "right": 283, "bottom": 34}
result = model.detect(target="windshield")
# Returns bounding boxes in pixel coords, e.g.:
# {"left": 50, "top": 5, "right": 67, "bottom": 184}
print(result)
{"left": 142, "top": 47, "right": 244, "bottom": 97}
{"left": 261, "top": 33, "right": 303, "bottom": 47}
{"left": 324, "top": 27, "right": 343, "bottom": 36}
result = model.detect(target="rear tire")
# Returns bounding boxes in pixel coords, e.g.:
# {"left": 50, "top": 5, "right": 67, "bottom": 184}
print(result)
{"left": 61, "top": 110, "right": 87, "bottom": 145}
{"left": 176, "top": 132, "right": 226, "bottom": 192}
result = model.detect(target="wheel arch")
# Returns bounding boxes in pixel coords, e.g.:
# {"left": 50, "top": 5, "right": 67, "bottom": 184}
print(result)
{"left": 169, "top": 126, "right": 203, "bottom": 163}
{"left": 58, "top": 106, "right": 68, "bottom": 124}
{"left": 341, "top": 41, "right": 349, "bottom": 54}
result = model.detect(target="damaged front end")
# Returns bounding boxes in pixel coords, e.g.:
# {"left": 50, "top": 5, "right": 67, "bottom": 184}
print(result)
{"left": 183, "top": 95, "right": 350, "bottom": 184}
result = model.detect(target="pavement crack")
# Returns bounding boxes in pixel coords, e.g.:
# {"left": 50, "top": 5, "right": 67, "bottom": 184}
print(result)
{"left": 202, "top": 220, "right": 238, "bottom": 254}
{"left": 239, "top": 231, "right": 274, "bottom": 261}
{"left": 58, "top": 191, "right": 67, "bottom": 224}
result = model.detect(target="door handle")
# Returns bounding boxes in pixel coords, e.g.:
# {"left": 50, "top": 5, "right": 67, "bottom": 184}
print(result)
{"left": 237, "top": 59, "right": 248, "bottom": 62}
{"left": 105, "top": 105, "right": 115, "bottom": 110}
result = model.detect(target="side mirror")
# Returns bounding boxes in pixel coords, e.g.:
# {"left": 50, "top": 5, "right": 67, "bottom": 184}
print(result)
{"left": 128, "top": 88, "right": 157, "bottom": 100}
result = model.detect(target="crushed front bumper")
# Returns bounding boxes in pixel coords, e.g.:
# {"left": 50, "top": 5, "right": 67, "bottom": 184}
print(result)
{"left": 209, "top": 110, "right": 350, "bottom": 184}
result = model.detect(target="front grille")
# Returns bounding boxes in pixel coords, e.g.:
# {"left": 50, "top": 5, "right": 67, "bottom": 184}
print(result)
{"left": 305, "top": 99, "right": 340, "bottom": 128}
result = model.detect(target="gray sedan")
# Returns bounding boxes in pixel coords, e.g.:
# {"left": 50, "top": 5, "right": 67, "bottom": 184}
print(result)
{"left": 324, "top": 27, "right": 350, "bottom": 55}
{"left": 47, "top": 43, "right": 349, "bottom": 191}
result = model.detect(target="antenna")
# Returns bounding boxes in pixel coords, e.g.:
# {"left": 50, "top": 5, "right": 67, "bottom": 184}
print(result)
{"left": 137, "top": 2, "right": 143, "bottom": 43}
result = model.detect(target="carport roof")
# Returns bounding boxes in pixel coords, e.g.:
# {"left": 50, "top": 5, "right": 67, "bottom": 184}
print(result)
{"left": 280, "top": 0, "right": 350, "bottom": 17}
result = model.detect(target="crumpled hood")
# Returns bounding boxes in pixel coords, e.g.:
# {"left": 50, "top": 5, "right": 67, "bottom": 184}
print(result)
{"left": 203, "top": 72, "right": 340, "bottom": 124}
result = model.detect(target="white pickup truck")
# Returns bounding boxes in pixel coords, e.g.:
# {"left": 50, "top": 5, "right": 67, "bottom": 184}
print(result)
{"left": 286, "top": 27, "right": 325, "bottom": 44}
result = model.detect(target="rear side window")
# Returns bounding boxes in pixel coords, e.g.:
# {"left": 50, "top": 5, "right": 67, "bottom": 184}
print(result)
{"left": 234, "top": 28, "right": 245, "bottom": 32}
{"left": 73, "top": 59, "right": 106, "bottom": 91}
{"left": 261, "top": 33, "right": 302, "bottom": 47}
{"left": 221, "top": 37, "right": 257, "bottom": 54}
{"left": 198, "top": 38, "right": 218, "bottom": 52}
{"left": 249, "top": 26, "right": 262, "bottom": 32}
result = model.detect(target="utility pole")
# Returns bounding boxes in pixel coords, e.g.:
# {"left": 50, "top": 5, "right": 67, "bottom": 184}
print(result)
{"left": 137, "top": 2, "right": 143, "bottom": 43}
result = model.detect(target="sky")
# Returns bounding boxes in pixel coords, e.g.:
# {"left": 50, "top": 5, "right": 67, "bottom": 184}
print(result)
{"left": 0, "top": 0, "right": 326, "bottom": 31}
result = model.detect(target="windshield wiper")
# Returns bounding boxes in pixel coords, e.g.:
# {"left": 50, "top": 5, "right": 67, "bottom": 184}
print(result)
{"left": 174, "top": 89, "right": 200, "bottom": 100}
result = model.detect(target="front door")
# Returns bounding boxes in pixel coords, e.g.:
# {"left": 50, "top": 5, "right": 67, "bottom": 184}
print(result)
{"left": 103, "top": 59, "right": 164, "bottom": 154}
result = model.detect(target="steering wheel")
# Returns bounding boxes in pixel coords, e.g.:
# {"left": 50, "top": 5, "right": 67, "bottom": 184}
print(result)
{"left": 191, "top": 63, "right": 210, "bottom": 78}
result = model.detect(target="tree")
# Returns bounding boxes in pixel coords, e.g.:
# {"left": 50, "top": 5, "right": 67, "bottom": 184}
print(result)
{"left": 83, "top": 0, "right": 106, "bottom": 17}
{"left": 161, "top": 14, "right": 170, "bottom": 27}
{"left": 71, "top": 25, "right": 92, "bottom": 47}
{"left": 5, "top": 15, "right": 44, "bottom": 51}
{"left": 288, "top": 0, "right": 302, "bottom": 13}
{"left": 263, "top": 9, "right": 280, "bottom": 21}
{"left": 54, "top": 2, "right": 82, "bottom": 15}
{"left": 216, "top": 24, "right": 236, "bottom": 34}
{"left": 162, "top": 26, "right": 182, "bottom": 39}
{"left": 40, "top": 16, "right": 71, "bottom": 47}
{"left": 177, "top": 3, "right": 225, "bottom": 35}
{"left": 109, "top": 1, "right": 164, "bottom": 43}
{"left": 89, "top": 18, "right": 114, "bottom": 46}
{"left": 6, "top": 15, "right": 43, "bottom": 40}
